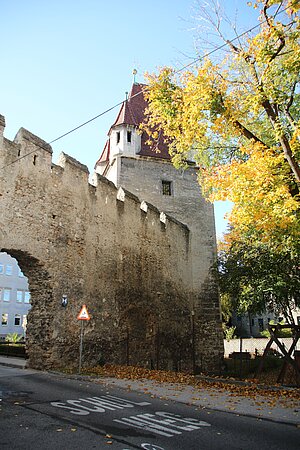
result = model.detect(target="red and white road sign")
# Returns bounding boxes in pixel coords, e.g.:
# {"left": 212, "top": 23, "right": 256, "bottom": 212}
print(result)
{"left": 77, "top": 304, "right": 90, "bottom": 321}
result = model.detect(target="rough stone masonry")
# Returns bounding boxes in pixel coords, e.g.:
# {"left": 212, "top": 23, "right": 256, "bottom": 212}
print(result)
{"left": 0, "top": 115, "right": 223, "bottom": 372}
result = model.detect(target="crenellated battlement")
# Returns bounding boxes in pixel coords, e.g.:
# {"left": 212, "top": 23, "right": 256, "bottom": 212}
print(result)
{"left": 14, "top": 127, "right": 52, "bottom": 154}
{"left": 57, "top": 152, "right": 89, "bottom": 173}
{"left": 0, "top": 114, "right": 5, "bottom": 131}
{"left": 0, "top": 114, "right": 189, "bottom": 235}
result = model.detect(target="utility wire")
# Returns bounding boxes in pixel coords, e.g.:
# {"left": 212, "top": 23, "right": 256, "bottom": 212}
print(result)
{"left": 0, "top": 2, "right": 295, "bottom": 171}
{"left": 0, "top": 100, "right": 127, "bottom": 170}
{"left": 49, "top": 100, "right": 125, "bottom": 145}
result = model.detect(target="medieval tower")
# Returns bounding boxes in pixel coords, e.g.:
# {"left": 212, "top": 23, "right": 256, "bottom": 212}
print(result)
{"left": 95, "top": 83, "right": 219, "bottom": 310}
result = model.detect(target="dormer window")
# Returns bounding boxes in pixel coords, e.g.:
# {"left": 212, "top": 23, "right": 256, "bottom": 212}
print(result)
{"left": 116, "top": 131, "right": 120, "bottom": 144}
{"left": 127, "top": 131, "right": 132, "bottom": 143}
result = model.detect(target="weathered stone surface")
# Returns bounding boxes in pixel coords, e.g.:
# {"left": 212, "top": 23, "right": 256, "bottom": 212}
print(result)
{"left": 0, "top": 117, "right": 224, "bottom": 372}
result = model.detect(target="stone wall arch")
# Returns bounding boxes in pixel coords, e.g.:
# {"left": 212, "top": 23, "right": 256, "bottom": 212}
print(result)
{"left": 1, "top": 248, "right": 55, "bottom": 369}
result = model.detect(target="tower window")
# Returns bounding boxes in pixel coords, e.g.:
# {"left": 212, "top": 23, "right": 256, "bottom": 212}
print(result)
{"left": 162, "top": 180, "right": 172, "bottom": 196}
{"left": 116, "top": 131, "right": 120, "bottom": 144}
{"left": 127, "top": 131, "right": 132, "bottom": 143}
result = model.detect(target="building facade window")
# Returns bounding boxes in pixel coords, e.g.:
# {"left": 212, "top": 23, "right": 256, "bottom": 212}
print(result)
{"left": 3, "top": 288, "right": 11, "bottom": 302}
{"left": 24, "top": 291, "right": 31, "bottom": 304}
{"left": 0, "top": 264, "right": 4, "bottom": 274}
{"left": 127, "top": 131, "right": 132, "bottom": 143}
{"left": 14, "top": 314, "right": 21, "bottom": 326}
{"left": 116, "top": 131, "right": 120, "bottom": 144}
{"left": 1, "top": 313, "right": 8, "bottom": 326}
{"left": 258, "top": 318, "right": 264, "bottom": 332}
{"left": 162, "top": 180, "right": 172, "bottom": 196}
{"left": 5, "top": 264, "right": 12, "bottom": 275}
{"left": 17, "top": 290, "right": 23, "bottom": 303}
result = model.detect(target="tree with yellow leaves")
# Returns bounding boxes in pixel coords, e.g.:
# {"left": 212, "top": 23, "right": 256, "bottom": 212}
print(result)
{"left": 144, "top": 0, "right": 300, "bottom": 248}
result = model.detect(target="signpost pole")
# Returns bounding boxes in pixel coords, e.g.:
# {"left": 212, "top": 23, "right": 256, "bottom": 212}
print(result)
{"left": 79, "top": 319, "right": 84, "bottom": 374}
{"left": 77, "top": 304, "right": 90, "bottom": 375}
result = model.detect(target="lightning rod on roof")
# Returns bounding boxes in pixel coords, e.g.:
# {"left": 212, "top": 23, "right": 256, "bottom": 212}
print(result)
{"left": 132, "top": 68, "right": 137, "bottom": 84}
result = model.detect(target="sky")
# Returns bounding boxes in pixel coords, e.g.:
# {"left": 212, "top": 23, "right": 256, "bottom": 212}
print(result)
{"left": 1, "top": 0, "right": 260, "bottom": 238}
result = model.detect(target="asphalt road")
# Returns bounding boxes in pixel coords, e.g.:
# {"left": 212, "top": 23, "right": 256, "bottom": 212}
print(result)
{"left": 0, "top": 365, "right": 299, "bottom": 450}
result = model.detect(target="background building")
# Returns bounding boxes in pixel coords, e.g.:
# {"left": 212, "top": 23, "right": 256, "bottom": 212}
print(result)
{"left": 232, "top": 309, "right": 300, "bottom": 338}
{"left": 0, "top": 252, "right": 31, "bottom": 340}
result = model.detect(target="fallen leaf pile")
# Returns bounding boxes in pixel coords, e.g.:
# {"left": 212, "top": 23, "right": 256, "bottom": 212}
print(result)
{"left": 82, "top": 364, "right": 300, "bottom": 405}
{"left": 83, "top": 364, "right": 195, "bottom": 384}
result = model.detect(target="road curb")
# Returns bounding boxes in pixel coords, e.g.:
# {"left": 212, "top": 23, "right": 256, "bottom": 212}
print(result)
{"left": 0, "top": 360, "right": 27, "bottom": 369}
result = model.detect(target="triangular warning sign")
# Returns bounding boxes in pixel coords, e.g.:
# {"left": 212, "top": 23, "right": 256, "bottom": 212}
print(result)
{"left": 77, "top": 304, "right": 90, "bottom": 321}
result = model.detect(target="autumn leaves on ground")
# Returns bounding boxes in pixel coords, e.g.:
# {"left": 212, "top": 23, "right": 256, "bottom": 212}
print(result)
{"left": 80, "top": 364, "right": 300, "bottom": 408}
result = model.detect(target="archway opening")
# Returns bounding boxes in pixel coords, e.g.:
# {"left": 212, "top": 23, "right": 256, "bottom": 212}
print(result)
{"left": 0, "top": 248, "right": 54, "bottom": 369}
{"left": 0, "top": 252, "right": 30, "bottom": 343}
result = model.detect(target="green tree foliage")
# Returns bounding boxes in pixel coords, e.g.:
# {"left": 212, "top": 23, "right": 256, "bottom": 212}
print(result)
{"left": 217, "top": 238, "right": 300, "bottom": 323}
{"left": 260, "top": 320, "right": 292, "bottom": 337}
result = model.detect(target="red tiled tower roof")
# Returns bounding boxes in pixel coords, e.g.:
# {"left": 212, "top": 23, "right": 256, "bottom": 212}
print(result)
{"left": 95, "top": 83, "right": 171, "bottom": 166}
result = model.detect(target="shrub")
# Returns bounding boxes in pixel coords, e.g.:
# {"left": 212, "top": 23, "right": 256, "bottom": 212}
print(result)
{"left": 223, "top": 324, "right": 237, "bottom": 342}
{"left": 5, "top": 333, "right": 22, "bottom": 344}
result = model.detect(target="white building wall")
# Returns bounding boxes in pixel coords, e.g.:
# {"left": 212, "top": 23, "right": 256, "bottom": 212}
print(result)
{"left": 224, "top": 337, "right": 300, "bottom": 357}
{"left": 0, "top": 252, "right": 31, "bottom": 339}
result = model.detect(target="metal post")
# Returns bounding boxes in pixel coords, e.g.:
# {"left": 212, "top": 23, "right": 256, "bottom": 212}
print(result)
{"left": 126, "top": 327, "right": 129, "bottom": 366}
{"left": 239, "top": 336, "right": 243, "bottom": 378}
{"left": 79, "top": 320, "right": 84, "bottom": 374}
{"left": 156, "top": 323, "right": 160, "bottom": 370}
{"left": 191, "top": 310, "right": 195, "bottom": 375}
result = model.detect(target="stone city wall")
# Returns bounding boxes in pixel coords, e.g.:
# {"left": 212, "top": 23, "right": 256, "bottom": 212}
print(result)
{"left": 0, "top": 115, "right": 223, "bottom": 372}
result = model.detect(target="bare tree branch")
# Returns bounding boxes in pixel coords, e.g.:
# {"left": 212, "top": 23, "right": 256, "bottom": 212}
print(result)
{"left": 286, "top": 81, "right": 297, "bottom": 112}
{"left": 232, "top": 119, "right": 269, "bottom": 147}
